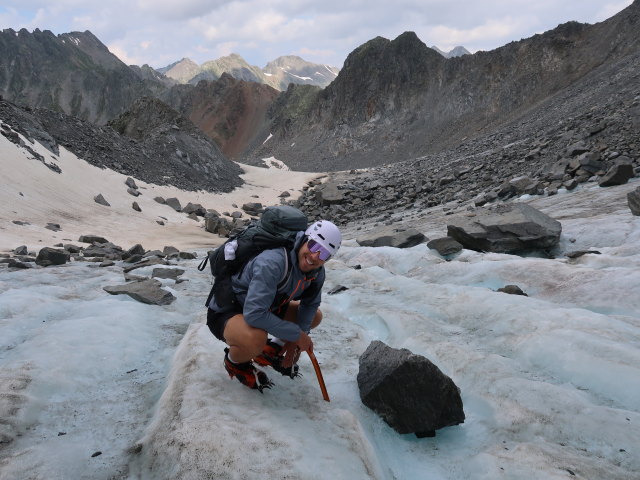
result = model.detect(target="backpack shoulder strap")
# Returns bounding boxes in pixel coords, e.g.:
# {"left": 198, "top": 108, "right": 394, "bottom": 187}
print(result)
{"left": 277, "top": 247, "right": 292, "bottom": 289}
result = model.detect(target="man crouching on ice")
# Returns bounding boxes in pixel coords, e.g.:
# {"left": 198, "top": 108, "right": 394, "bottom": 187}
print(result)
{"left": 206, "top": 220, "right": 342, "bottom": 392}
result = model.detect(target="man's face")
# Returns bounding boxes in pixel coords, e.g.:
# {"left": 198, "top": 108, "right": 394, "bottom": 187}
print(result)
{"left": 298, "top": 240, "right": 326, "bottom": 273}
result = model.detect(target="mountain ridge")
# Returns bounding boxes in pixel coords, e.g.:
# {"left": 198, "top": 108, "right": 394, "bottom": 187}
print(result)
{"left": 0, "top": 28, "right": 152, "bottom": 125}
{"left": 159, "top": 53, "right": 340, "bottom": 91}
{"left": 246, "top": 0, "right": 640, "bottom": 171}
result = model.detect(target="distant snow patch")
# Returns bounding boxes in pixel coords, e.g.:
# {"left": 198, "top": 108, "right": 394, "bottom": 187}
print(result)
{"left": 287, "top": 72, "right": 312, "bottom": 81}
{"left": 324, "top": 65, "right": 337, "bottom": 76}
{"left": 262, "top": 157, "right": 290, "bottom": 170}
{"left": 262, "top": 133, "right": 273, "bottom": 145}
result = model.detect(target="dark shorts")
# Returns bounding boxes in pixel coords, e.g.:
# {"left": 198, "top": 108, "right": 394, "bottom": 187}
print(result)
{"left": 207, "top": 304, "right": 290, "bottom": 343}
{"left": 207, "top": 308, "right": 238, "bottom": 342}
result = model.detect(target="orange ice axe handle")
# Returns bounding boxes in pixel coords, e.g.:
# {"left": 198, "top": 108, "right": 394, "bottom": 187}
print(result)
{"left": 308, "top": 350, "right": 330, "bottom": 402}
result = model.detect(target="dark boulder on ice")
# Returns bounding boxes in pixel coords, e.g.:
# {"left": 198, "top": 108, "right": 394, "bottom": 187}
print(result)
{"left": 356, "top": 227, "right": 427, "bottom": 248}
{"left": 497, "top": 285, "right": 528, "bottom": 296}
{"left": 125, "top": 177, "right": 138, "bottom": 189}
{"left": 357, "top": 340, "right": 465, "bottom": 437}
{"left": 241, "top": 202, "right": 263, "bottom": 216}
{"left": 598, "top": 163, "right": 634, "bottom": 187}
{"left": 93, "top": 193, "right": 110, "bottom": 207}
{"left": 427, "top": 237, "right": 463, "bottom": 256}
{"left": 182, "top": 202, "right": 207, "bottom": 216}
{"left": 78, "top": 235, "right": 109, "bottom": 244}
{"left": 626, "top": 187, "right": 640, "bottom": 216}
{"left": 315, "top": 182, "right": 347, "bottom": 206}
{"left": 446, "top": 203, "right": 561, "bottom": 253}
{"left": 165, "top": 197, "right": 182, "bottom": 212}
{"left": 566, "top": 250, "right": 601, "bottom": 259}
{"left": 35, "top": 247, "right": 70, "bottom": 267}
{"left": 103, "top": 278, "right": 176, "bottom": 305}
{"left": 152, "top": 267, "right": 184, "bottom": 280}
{"left": 122, "top": 257, "right": 168, "bottom": 273}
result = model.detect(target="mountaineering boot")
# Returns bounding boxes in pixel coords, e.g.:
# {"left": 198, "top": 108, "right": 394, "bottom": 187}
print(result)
{"left": 224, "top": 348, "right": 273, "bottom": 393}
{"left": 254, "top": 340, "right": 301, "bottom": 378}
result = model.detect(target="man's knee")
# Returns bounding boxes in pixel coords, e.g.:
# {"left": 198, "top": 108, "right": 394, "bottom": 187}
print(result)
{"left": 224, "top": 316, "right": 267, "bottom": 353}
{"left": 310, "top": 309, "right": 323, "bottom": 329}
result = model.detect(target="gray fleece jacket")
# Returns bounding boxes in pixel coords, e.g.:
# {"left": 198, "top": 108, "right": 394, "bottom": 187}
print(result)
{"left": 208, "top": 232, "right": 325, "bottom": 342}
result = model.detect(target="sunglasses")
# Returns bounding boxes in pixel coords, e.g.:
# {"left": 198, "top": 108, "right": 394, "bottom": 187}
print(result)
{"left": 307, "top": 239, "right": 333, "bottom": 261}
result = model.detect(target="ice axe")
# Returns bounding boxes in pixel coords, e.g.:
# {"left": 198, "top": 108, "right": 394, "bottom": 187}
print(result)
{"left": 307, "top": 350, "right": 330, "bottom": 402}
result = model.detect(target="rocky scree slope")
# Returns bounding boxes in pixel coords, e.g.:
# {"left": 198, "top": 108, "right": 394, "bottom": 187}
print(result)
{"left": 249, "top": 0, "right": 640, "bottom": 172}
{"left": 0, "top": 98, "right": 243, "bottom": 192}
{"left": 292, "top": 50, "right": 640, "bottom": 226}
{"left": 0, "top": 29, "right": 155, "bottom": 125}
{"left": 160, "top": 74, "right": 280, "bottom": 159}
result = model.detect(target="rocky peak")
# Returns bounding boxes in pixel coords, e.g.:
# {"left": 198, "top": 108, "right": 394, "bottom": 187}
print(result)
{"left": 447, "top": 46, "right": 471, "bottom": 57}
{"left": 263, "top": 55, "right": 339, "bottom": 89}
{"left": 160, "top": 75, "right": 280, "bottom": 158}
{"left": 318, "top": 31, "right": 443, "bottom": 124}
{"left": 198, "top": 54, "right": 264, "bottom": 84}
{"left": 0, "top": 28, "right": 150, "bottom": 124}
{"left": 157, "top": 58, "right": 201, "bottom": 84}
{"left": 108, "top": 96, "right": 187, "bottom": 140}
{"left": 158, "top": 53, "right": 340, "bottom": 91}
{"left": 250, "top": 1, "right": 640, "bottom": 171}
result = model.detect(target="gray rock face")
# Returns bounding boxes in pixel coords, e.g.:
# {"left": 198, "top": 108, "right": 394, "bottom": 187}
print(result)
{"left": 357, "top": 341, "right": 465, "bottom": 437}
{"left": 103, "top": 279, "right": 176, "bottom": 305}
{"left": 447, "top": 203, "right": 561, "bottom": 253}
{"left": 35, "top": 247, "right": 70, "bottom": 266}
{"left": 356, "top": 227, "right": 426, "bottom": 248}
{"left": 628, "top": 187, "right": 640, "bottom": 216}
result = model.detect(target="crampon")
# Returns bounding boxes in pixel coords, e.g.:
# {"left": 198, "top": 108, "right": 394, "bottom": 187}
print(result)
{"left": 254, "top": 340, "right": 301, "bottom": 379}
{"left": 224, "top": 348, "right": 273, "bottom": 393}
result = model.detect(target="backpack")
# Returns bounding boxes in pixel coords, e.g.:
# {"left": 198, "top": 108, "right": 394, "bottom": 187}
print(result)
{"left": 198, "top": 205, "right": 308, "bottom": 309}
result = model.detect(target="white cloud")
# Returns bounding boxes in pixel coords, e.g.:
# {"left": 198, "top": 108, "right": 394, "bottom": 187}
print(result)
{"left": 0, "top": 0, "right": 635, "bottom": 70}
{"left": 594, "top": 1, "right": 634, "bottom": 22}
{"left": 107, "top": 43, "right": 139, "bottom": 65}
{"left": 426, "top": 16, "right": 532, "bottom": 52}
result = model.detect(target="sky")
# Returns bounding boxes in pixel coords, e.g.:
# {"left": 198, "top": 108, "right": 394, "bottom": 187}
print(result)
{"left": 1, "top": 126, "right": 639, "bottom": 478}
{"left": 0, "top": 1, "right": 634, "bottom": 69}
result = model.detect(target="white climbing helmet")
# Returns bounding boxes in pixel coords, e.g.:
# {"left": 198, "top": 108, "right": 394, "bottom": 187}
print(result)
{"left": 305, "top": 220, "right": 342, "bottom": 261}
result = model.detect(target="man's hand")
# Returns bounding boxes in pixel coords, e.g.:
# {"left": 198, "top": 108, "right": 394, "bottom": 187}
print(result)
{"left": 281, "top": 332, "right": 313, "bottom": 368}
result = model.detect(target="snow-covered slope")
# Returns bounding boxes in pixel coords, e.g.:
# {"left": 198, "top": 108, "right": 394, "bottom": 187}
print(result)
{"left": 1, "top": 130, "right": 639, "bottom": 479}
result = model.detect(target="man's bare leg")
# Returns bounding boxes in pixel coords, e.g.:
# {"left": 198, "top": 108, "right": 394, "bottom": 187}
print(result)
{"left": 223, "top": 314, "right": 267, "bottom": 363}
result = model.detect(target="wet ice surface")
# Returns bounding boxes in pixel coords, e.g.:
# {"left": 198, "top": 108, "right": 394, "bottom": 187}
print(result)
{"left": 1, "top": 180, "right": 639, "bottom": 479}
